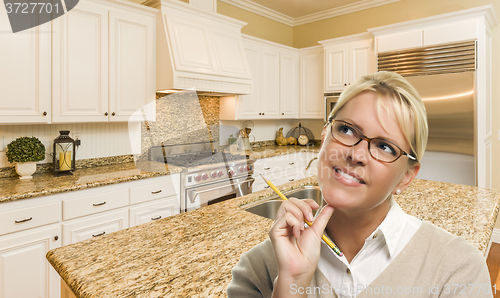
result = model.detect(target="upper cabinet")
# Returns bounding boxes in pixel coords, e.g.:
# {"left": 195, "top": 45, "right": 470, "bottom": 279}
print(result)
{"left": 298, "top": 46, "right": 324, "bottom": 119}
{"left": 0, "top": 4, "right": 51, "bottom": 124}
{"left": 319, "top": 33, "right": 374, "bottom": 92}
{"left": 52, "top": 0, "right": 157, "bottom": 123}
{"left": 220, "top": 35, "right": 299, "bottom": 120}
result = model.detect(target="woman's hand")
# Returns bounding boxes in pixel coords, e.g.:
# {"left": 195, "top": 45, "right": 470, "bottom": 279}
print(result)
{"left": 269, "top": 197, "right": 335, "bottom": 295}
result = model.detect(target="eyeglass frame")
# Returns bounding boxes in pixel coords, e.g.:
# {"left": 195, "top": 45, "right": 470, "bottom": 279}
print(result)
{"left": 326, "top": 117, "right": 418, "bottom": 163}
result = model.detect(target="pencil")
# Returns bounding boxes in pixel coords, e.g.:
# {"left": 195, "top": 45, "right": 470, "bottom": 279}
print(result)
{"left": 259, "top": 173, "right": 343, "bottom": 257}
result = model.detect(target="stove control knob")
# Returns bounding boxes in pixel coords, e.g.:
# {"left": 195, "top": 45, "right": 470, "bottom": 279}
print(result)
{"left": 238, "top": 166, "right": 247, "bottom": 172}
{"left": 228, "top": 169, "right": 235, "bottom": 176}
{"left": 217, "top": 170, "right": 224, "bottom": 177}
{"left": 201, "top": 173, "right": 209, "bottom": 180}
{"left": 194, "top": 174, "right": 202, "bottom": 182}
{"left": 246, "top": 165, "right": 251, "bottom": 171}
{"left": 211, "top": 171, "right": 218, "bottom": 178}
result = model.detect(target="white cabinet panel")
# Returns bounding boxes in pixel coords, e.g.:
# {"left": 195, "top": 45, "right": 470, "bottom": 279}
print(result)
{"left": 238, "top": 45, "right": 262, "bottom": 119}
{"left": 167, "top": 16, "right": 217, "bottom": 74}
{"left": 423, "top": 20, "right": 478, "bottom": 46}
{"left": 349, "top": 40, "right": 373, "bottom": 83}
{"left": 212, "top": 29, "right": 251, "bottom": 78}
{"left": 63, "top": 189, "right": 129, "bottom": 220}
{"left": 376, "top": 29, "right": 422, "bottom": 53}
{"left": 52, "top": 2, "right": 109, "bottom": 122}
{"left": 129, "top": 198, "right": 179, "bottom": 227}
{"left": 62, "top": 209, "right": 128, "bottom": 245}
{"left": 279, "top": 52, "right": 299, "bottom": 119}
{"left": 0, "top": 202, "right": 61, "bottom": 236}
{"left": 0, "top": 226, "right": 61, "bottom": 298}
{"left": 299, "top": 49, "right": 324, "bottom": 119}
{"left": 109, "top": 10, "right": 156, "bottom": 122}
{"left": 0, "top": 4, "right": 51, "bottom": 124}
{"left": 325, "top": 45, "right": 347, "bottom": 91}
{"left": 261, "top": 50, "right": 280, "bottom": 118}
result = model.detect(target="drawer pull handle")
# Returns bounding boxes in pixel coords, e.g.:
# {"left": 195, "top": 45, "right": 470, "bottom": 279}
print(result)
{"left": 93, "top": 202, "right": 106, "bottom": 207}
{"left": 151, "top": 215, "right": 162, "bottom": 220}
{"left": 151, "top": 190, "right": 162, "bottom": 194}
{"left": 289, "top": 178, "right": 295, "bottom": 182}
{"left": 15, "top": 217, "right": 33, "bottom": 224}
{"left": 92, "top": 231, "right": 106, "bottom": 237}
{"left": 264, "top": 167, "right": 271, "bottom": 170}
{"left": 289, "top": 162, "right": 295, "bottom": 165}
{"left": 264, "top": 185, "right": 270, "bottom": 189}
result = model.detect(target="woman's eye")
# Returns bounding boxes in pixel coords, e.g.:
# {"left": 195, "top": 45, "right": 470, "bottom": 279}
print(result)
{"left": 377, "top": 141, "right": 398, "bottom": 156}
{"left": 338, "top": 125, "right": 355, "bottom": 136}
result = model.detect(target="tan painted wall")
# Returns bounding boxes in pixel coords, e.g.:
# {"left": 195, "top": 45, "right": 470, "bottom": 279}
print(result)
{"left": 217, "top": 1, "right": 293, "bottom": 47}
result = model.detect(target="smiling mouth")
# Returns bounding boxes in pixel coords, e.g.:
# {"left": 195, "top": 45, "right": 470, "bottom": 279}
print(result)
{"left": 334, "top": 168, "right": 366, "bottom": 184}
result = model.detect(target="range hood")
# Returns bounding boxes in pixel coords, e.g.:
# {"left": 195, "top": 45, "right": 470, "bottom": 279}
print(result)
{"left": 143, "top": 0, "right": 253, "bottom": 95}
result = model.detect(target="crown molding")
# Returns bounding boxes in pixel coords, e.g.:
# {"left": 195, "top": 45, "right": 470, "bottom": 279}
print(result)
{"left": 219, "top": 0, "right": 402, "bottom": 27}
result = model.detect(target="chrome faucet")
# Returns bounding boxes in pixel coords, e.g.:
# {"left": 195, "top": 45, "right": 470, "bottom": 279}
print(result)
{"left": 306, "top": 157, "right": 318, "bottom": 170}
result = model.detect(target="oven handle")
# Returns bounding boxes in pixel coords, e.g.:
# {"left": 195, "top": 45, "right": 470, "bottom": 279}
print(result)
{"left": 188, "top": 177, "right": 254, "bottom": 204}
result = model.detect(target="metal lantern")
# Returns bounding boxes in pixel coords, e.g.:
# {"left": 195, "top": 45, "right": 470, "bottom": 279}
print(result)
{"left": 53, "top": 130, "right": 76, "bottom": 175}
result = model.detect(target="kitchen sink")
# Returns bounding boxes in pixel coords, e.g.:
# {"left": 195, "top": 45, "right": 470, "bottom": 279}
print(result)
{"left": 242, "top": 186, "right": 323, "bottom": 220}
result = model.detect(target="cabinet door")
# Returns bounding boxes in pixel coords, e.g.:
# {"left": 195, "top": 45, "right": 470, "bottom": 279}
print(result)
{"left": 238, "top": 45, "right": 262, "bottom": 119}
{"left": 52, "top": 2, "right": 109, "bottom": 123}
{"left": 280, "top": 52, "right": 299, "bottom": 119}
{"left": 0, "top": 226, "right": 61, "bottom": 298}
{"left": 109, "top": 10, "right": 156, "bottom": 122}
{"left": 0, "top": 4, "right": 50, "bottom": 124}
{"left": 129, "top": 197, "right": 179, "bottom": 227}
{"left": 62, "top": 209, "right": 128, "bottom": 246}
{"left": 349, "top": 40, "right": 374, "bottom": 84}
{"left": 212, "top": 28, "right": 252, "bottom": 79}
{"left": 261, "top": 49, "right": 280, "bottom": 118}
{"left": 299, "top": 51, "right": 324, "bottom": 119}
{"left": 324, "top": 45, "right": 348, "bottom": 92}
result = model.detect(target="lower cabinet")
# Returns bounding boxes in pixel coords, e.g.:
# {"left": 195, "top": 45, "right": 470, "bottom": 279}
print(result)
{"left": 62, "top": 209, "right": 129, "bottom": 246}
{"left": 0, "top": 174, "right": 181, "bottom": 298}
{"left": 0, "top": 225, "right": 61, "bottom": 298}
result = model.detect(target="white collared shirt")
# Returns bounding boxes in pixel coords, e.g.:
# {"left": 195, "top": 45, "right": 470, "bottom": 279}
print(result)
{"left": 317, "top": 198, "right": 422, "bottom": 298}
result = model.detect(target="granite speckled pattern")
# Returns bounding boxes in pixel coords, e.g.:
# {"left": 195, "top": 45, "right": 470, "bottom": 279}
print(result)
{"left": 46, "top": 176, "right": 500, "bottom": 298}
{"left": 0, "top": 160, "right": 183, "bottom": 203}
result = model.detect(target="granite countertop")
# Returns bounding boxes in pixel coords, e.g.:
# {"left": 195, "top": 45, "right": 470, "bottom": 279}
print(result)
{"left": 0, "top": 144, "right": 320, "bottom": 204}
{"left": 46, "top": 177, "right": 500, "bottom": 298}
{"left": 0, "top": 160, "right": 184, "bottom": 204}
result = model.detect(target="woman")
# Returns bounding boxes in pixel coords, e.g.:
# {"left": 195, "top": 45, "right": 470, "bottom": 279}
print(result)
{"left": 227, "top": 71, "right": 492, "bottom": 298}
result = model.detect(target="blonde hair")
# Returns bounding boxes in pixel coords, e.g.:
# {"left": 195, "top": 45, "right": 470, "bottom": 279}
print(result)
{"left": 329, "top": 71, "right": 428, "bottom": 164}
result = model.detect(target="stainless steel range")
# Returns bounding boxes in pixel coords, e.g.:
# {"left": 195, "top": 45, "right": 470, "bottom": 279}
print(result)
{"left": 149, "top": 142, "right": 255, "bottom": 212}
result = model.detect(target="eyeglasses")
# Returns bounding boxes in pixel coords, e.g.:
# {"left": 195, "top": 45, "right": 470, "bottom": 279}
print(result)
{"left": 328, "top": 119, "right": 417, "bottom": 163}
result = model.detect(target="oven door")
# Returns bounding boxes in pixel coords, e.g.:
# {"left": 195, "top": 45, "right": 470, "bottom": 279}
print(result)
{"left": 185, "top": 176, "right": 254, "bottom": 211}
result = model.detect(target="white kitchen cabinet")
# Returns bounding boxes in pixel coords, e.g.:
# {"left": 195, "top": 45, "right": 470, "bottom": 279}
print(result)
{"left": 238, "top": 39, "right": 280, "bottom": 119}
{"left": 52, "top": 0, "right": 156, "bottom": 123}
{"left": 0, "top": 4, "right": 51, "bottom": 124}
{"left": 252, "top": 153, "right": 304, "bottom": 192}
{"left": 62, "top": 209, "right": 129, "bottom": 246}
{"left": 320, "top": 33, "right": 374, "bottom": 92}
{"left": 298, "top": 46, "right": 324, "bottom": 119}
{"left": 279, "top": 52, "right": 300, "bottom": 119}
{"left": 0, "top": 225, "right": 61, "bottom": 298}
{"left": 129, "top": 197, "right": 179, "bottom": 227}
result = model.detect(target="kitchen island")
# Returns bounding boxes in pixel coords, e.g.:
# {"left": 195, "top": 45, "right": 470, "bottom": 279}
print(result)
{"left": 46, "top": 176, "right": 500, "bottom": 298}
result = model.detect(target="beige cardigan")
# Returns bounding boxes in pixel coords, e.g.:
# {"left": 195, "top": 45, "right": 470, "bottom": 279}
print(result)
{"left": 227, "top": 221, "right": 493, "bottom": 297}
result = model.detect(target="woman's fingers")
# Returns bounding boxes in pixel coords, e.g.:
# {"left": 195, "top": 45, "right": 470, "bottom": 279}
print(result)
{"left": 309, "top": 205, "right": 335, "bottom": 236}
{"left": 276, "top": 197, "right": 317, "bottom": 223}
{"left": 271, "top": 211, "right": 303, "bottom": 240}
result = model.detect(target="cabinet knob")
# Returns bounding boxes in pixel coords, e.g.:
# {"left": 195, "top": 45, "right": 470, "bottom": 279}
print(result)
{"left": 43, "top": 111, "right": 47, "bottom": 116}
{"left": 104, "top": 112, "right": 108, "bottom": 116}
{"left": 262, "top": 113, "right": 265, "bottom": 115}
{"left": 112, "top": 112, "right": 115, "bottom": 116}
{"left": 344, "top": 83, "right": 347, "bottom": 86}
{"left": 282, "top": 113, "right": 284, "bottom": 115}
{"left": 54, "top": 235, "right": 59, "bottom": 241}
{"left": 258, "top": 113, "right": 262, "bottom": 115}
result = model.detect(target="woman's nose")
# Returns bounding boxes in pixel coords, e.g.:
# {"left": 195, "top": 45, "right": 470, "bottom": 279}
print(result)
{"left": 347, "top": 140, "right": 369, "bottom": 165}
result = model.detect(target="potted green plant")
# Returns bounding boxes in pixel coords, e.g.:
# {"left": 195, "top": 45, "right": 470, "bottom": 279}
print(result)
{"left": 6, "top": 136, "right": 46, "bottom": 179}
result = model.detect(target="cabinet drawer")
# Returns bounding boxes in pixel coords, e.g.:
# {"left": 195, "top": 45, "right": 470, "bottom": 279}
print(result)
{"left": 129, "top": 197, "right": 180, "bottom": 227}
{"left": 129, "top": 181, "right": 178, "bottom": 205}
{"left": 254, "top": 155, "right": 301, "bottom": 174}
{"left": 0, "top": 202, "right": 61, "bottom": 236}
{"left": 63, "top": 189, "right": 129, "bottom": 220}
{"left": 62, "top": 209, "right": 129, "bottom": 246}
